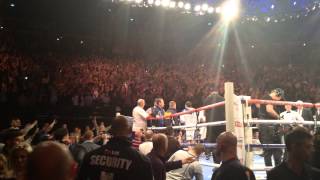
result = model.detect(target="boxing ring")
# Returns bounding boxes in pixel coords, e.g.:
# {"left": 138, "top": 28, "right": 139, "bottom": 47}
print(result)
{"left": 145, "top": 82, "right": 320, "bottom": 180}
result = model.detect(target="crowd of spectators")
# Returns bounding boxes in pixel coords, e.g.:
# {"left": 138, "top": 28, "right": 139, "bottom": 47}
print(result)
{"left": 1, "top": 51, "right": 320, "bottom": 114}
{"left": 0, "top": 115, "right": 319, "bottom": 180}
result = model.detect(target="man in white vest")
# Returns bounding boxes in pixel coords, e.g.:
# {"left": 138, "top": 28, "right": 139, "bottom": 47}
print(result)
{"left": 180, "top": 101, "right": 197, "bottom": 142}
{"left": 132, "top": 99, "right": 149, "bottom": 133}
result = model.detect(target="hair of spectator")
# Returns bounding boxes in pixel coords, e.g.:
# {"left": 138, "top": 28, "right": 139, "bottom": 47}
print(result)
{"left": 0, "top": 153, "right": 9, "bottom": 169}
{"left": 144, "top": 130, "right": 153, "bottom": 141}
{"left": 152, "top": 133, "right": 167, "bottom": 155}
{"left": 25, "top": 141, "right": 75, "bottom": 180}
{"left": 110, "top": 115, "right": 130, "bottom": 136}
{"left": 83, "top": 130, "right": 94, "bottom": 140}
{"left": 169, "top": 101, "right": 176, "bottom": 109}
{"left": 10, "top": 145, "right": 30, "bottom": 171}
{"left": 154, "top": 98, "right": 163, "bottom": 106}
{"left": 192, "top": 144, "right": 205, "bottom": 156}
{"left": 185, "top": 101, "right": 192, "bottom": 108}
{"left": 165, "top": 126, "right": 174, "bottom": 136}
{"left": 53, "top": 128, "right": 69, "bottom": 142}
{"left": 285, "top": 127, "right": 313, "bottom": 152}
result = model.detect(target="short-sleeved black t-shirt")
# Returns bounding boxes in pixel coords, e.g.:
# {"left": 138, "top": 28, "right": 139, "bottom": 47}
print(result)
{"left": 259, "top": 95, "right": 278, "bottom": 120}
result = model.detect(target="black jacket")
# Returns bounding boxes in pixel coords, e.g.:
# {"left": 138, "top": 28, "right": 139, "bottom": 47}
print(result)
{"left": 211, "top": 158, "right": 256, "bottom": 180}
{"left": 301, "top": 108, "right": 314, "bottom": 121}
{"left": 72, "top": 141, "right": 100, "bottom": 164}
{"left": 267, "top": 162, "right": 320, "bottom": 180}
{"left": 78, "top": 136, "right": 153, "bottom": 180}
{"left": 203, "top": 93, "right": 225, "bottom": 142}
{"left": 147, "top": 150, "right": 182, "bottom": 180}
{"left": 164, "top": 136, "right": 181, "bottom": 161}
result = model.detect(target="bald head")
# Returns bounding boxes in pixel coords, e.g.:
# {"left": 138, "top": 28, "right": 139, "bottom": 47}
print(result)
{"left": 110, "top": 116, "right": 131, "bottom": 137}
{"left": 216, "top": 132, "right": 237, "bottom": 161}
{"left": 137, "top": 99, "right": 145, "bottom": 107}
{"left": 217, "top": 132, "right": 237, "bottom": 147}
{"left": 152, "top": 133, "right": 168, "bottom": 156}
{"left": 26, "top": 141, "right": 75, "bottom": 180}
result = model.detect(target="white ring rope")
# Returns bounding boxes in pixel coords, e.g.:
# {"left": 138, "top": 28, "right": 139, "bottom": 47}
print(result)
{"left": 147, "top": 119, "right": 319, "bottom": 130}
{"left": 246, "top": 119, "right": 320, "bottom": 125}
{"left": 199, "top": 161, "right": 273, "bottom": 171}
{"left": 147, "top": 120, "right": 226, "bottom": 130}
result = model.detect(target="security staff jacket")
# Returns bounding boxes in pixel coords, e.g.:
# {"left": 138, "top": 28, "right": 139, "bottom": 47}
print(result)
{"left": 77, "top": 136, "right": 153, "bottom": 180}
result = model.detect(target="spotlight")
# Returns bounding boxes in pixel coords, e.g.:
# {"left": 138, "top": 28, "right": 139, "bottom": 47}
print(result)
{"left": 135, "top": 0, "right": 142, "bottom": 3}
{"left": 184, "top": 3, "right": 191, "bottom": 10}
{"left": 194, "top": 5, "right": 201, "bottom": 12}
{"left": 155, "top": 0, "right": 161, "bottom": 6}
{"left": 161, "top": 0, "right": 170, "bottom": 7}
{"left": 201, "top": 3, "right": 208, "bottom": 11}
{"left": 303, "top": 42, "right": 307, "bottom": 47}
{"left": 10, "top": 3, "right": 15, "bottom": 7}
{"left": 80, "top": 40, "right": 84, "bottom": 44}
{"left": 178, "top": 1, "right": 184, "bottom": 8}
{"left": 215, "top": 6, "right": 221, "bottom": 13}
{"left": 221, "top": 0, "right": 240, "bottom": 22}
{"left": 266, "top": 17, "right": 271, "bottom": 22}
{"left": 169, "top": 1, "right": 176, "bottom": 8}
{"left": 207, "top": 7, "right": 214, "bottom": 14}
{"left": 271, "top": 4, "right": 275, "bottom": 9}
{"left": 293, "top": 1, "right": 297, "bottom": 6}
{"left": 148, "top": 0, "right": 154, "bottom": 4}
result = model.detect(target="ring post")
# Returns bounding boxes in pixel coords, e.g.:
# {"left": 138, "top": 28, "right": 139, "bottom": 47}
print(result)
{"left": 225, "top": 82, "right": 235, "bottom": 132}
{"left": 224, "top": 82, "right": 246, "bottom": 164}
{"left": 240, "top": 96, "right": 253, "bottom": 168}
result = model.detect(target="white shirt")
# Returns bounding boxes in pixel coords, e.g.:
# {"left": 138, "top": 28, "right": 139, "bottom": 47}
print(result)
{"left": 166, "top": 150, "right": 203, "bottom": 180}
{"left": 138, "top": 141, "right": 153, "bottom": 155}
{"left": 132, "top": 106, "right": 149, "bottom": 132}
{"left": 280, "top": 110, "right": 304, "bottom": 122}
{"left": 198, "top": 110, "right": 207, "bottom": 140}
{"left": 180, "top": 108, "right": 197, "bottom": 128}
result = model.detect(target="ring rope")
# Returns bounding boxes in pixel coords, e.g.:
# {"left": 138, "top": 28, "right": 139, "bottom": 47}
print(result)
{"left": 248, "top": 99, "right": 314, "bottom": 108}
{"left": 148, "top": 120, "right": 226, "bottom": 130}
{"left": 147, "top": 101, "right": 225, "bottom": 120}
{"left": 181, "top": 143, "right": 286, "bottom": 149}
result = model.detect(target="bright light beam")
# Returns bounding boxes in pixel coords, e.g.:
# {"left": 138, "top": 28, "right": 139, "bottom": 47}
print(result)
{"left": 221, "top": 0, "right": 240, "bottom": 22}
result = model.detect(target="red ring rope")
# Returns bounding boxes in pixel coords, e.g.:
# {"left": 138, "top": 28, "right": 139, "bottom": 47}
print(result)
{"left": 248, "top": 99, "right": 314, "bottom": 108}
{"left": 147, "top": 98, "right": 319, "bottom": 121}
{"left": 147, "top": 101, "right": 225, "bottom": 120}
